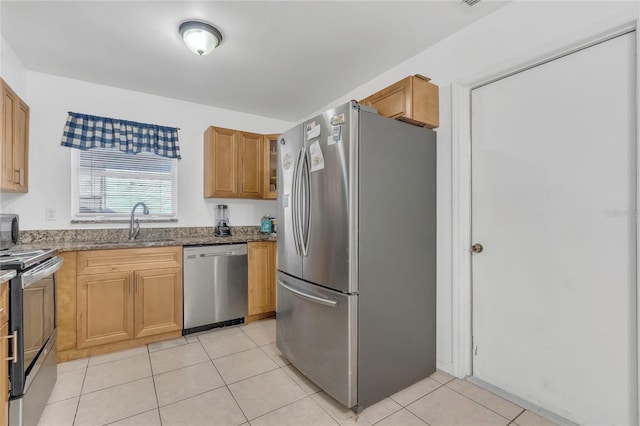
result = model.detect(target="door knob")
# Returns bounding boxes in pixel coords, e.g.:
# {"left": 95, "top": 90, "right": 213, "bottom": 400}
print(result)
{"left": 471, "top": 243, "right": 484, "bottom": 253}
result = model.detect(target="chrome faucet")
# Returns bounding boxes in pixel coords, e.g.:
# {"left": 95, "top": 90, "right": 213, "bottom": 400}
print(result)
{"left": 129, "top": 202, "right": 149, "bottom": 240}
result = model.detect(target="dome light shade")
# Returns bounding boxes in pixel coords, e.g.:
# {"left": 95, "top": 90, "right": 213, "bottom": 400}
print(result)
{"left": 179, "top": 21, "right": 222, "bottom": 56}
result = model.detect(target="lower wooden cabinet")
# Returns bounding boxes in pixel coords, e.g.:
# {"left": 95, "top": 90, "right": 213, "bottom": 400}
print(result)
{"left": 247, "top": 241, "right": 276, "bottom": 316}
{"left": 134, "top": 267, "right": 182, "bottom": 338}
{"left": 77, "top": 271, "right": 135, "bottom": 349}
{"left": 58, "top": 247, "right": 183, "bottom": 361}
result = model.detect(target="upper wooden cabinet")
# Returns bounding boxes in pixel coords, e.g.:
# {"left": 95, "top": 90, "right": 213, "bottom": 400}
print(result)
{"left": 263, "top": 134, "right": 278, "bottom": 200}
{"left": 204, "top": 126, "right": 279, "bottom": 199}
{"left": 360, "top": 74, "right": 439, "bottom": 129}
{"left": 237, "top": 131, "right": 263, "bottom": 198}
{"left": 204, "top": 126, "right": 237, "bottom": 198}
{"left": 1, "top": 79, "right": 29, "bottom": 193}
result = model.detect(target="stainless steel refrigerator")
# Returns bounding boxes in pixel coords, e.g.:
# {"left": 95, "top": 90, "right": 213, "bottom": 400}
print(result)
{"left": 276, "top": 101, "right": 436, "bottom": 411}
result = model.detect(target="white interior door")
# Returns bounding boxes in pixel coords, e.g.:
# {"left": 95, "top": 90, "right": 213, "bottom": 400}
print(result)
{"left": 471, "top": 32, "right": 637, "bottom": 425}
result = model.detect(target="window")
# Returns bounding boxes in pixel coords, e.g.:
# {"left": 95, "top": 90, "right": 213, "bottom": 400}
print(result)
{"left": 71, "top": 148, "right": 178, "bottom": 221}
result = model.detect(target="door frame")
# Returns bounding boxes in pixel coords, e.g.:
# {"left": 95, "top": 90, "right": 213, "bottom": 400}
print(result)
{"left": 451, "top": 18, "right": 640, "bottom": 420}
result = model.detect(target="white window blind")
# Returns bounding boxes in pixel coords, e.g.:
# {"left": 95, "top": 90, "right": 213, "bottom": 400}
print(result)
{"left": 71, "top": 148, "right": 178, "bottom": 220}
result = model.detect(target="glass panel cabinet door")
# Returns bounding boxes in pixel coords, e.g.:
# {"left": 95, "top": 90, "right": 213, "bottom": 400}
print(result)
{"left": 263, "top": 134, "right": 278, "bottom": 199}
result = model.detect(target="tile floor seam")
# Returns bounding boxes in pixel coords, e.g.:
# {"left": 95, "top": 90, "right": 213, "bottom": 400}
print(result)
{"left": 444, "top": 383, "right": 520, "bottom": 422}
{"left": 511, "top": 409, "right": 526, "bottom": 424}
{"left": 150, "top": 374, "right": 162, "bottom": 417}
{"left": 368, "top": 405, "right": 405, "bottom": 426}
{"left": 220, "top": 363, "right": 281, "bottom": 386}
{"left": 102, "top": 408, "right": 158, "bottom": 426}
{"left": 390, "top": 381, "right": 445, "bottom": 408}
{"left": 311, "top": 393, "right": 349, "bottom": 425}
{"left": 87, "top": 348, "right": 148, "bottom": 367}
{"left": 225, "top": 383, "right": 250, "bottom": 424}
{"left": 80, "top": 370, "right": 153, "bottom": 397}
{"left": 198, "top": 338, "right": 251, "bottom": 425}
{"left": 243, "top": 391, "right": 315, "bottom": 424}
{"left": 72, "top": 366, "right": 88, "bottom": 425}
{"left": 205, "top": 344, "right": 261, "bottom": 361}
{"left": 151, "top": 359, "right": 215, "bottom": 377}
{"left": 155, "top": 381, "right": 228, "bottom": 408}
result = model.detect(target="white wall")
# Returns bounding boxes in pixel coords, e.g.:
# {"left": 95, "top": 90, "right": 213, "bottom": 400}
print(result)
{"left": 311, "top": 0, "right": 640, "bottom": 373}
{"left": 0, "top": 71, "right": 294, "bottom": 229}
{"left": 0, "top": 36, "right": 26, "bottom": 96}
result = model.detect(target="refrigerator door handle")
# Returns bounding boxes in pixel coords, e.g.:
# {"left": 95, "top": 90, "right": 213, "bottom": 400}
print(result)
{"left": 301, "top": 148, "right": 312, "bottom": 257}
{"left": 278, "top": 279, "right": 338, "bottom": 307}
{"left": 291, "top": 148, "right": 304, "bottom": 256}
{"left": 294, "top": 148, "right": 306, "bottom": 256}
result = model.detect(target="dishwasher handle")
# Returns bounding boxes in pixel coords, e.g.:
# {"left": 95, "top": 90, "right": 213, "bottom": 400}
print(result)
{"left": 200, "top": 252, "right": 246, "bottom": 257}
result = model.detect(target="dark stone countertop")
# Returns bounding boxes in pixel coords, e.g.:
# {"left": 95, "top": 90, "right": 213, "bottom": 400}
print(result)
{"left": 14, "top": 226, "right": 276, "bottom": 252}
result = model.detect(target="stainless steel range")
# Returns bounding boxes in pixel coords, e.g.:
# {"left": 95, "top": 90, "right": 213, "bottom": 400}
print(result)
{"left": 0, "top": 215, "right": 61, "bottom": 426}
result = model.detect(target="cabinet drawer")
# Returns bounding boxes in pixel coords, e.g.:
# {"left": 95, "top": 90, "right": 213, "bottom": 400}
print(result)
{"left": 0, "top": 281, "right": 7, "bottom": 325}
{"left": 77, "top": 246, "right": 182, "bottom": 275}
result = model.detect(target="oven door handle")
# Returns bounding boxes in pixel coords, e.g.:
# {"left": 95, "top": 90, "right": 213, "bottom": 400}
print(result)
{"left": 21, "top": 257, "right": 64, "bottom": 288}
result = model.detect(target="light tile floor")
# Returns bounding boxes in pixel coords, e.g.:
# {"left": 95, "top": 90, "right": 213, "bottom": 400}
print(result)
{"left": 38, "top": 318, "right": 558, "bottom": 426}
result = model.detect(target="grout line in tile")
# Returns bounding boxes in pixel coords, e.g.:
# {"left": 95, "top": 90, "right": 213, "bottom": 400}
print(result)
{"left": 73, "top": 360, "right": 89, "bottom": 425}
{"left": 511, "top": 409, "right": 526, "bottom": 424}
{"left": 442, "top": 383, "right": 523, "bottom": 422}
{"left": 390, "top": 381, "right": 445, "bottom": 408}
{"left": 102, "top": 408, "right": 159, "bottom": 425}
{"left": 244, "top": 387, "right": 319, "bottom": 423}
{"left": 78, "top": 374, "right": 153, "bottom": 398}
{"left": 200, "top": 336, "right": 250, "bottom": 425}
{"left": 369, "top": 405, "right": 405, "bottom": 426}
{"left": 205, "top": 344, "right": 263, "bottom": 362}
{"left": 220, "top": 362, "right": 281, "bottom": 386}
{"left": 314, "top": 395, "right": 345, "bottom": 425}
{"left": 87, "top": 346, "right": 149, "bottom": 367}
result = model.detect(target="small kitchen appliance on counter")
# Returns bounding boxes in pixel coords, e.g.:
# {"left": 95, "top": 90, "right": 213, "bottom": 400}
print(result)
{"left": 215, "top": 204, "right": 231, "bottom": 237}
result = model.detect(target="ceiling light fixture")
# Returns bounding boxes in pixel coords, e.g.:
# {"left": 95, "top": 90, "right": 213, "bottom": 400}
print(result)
{"left": 179, "top": 21, "right": 223, "bottom": 56}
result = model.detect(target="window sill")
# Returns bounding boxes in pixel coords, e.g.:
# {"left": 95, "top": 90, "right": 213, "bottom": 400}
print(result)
{"left": 71, "top": 218, "right": 178, "bottom": 225}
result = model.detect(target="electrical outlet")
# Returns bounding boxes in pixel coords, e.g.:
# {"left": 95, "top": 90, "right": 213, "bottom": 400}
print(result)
{"left": 45, "top": 208, "right": 56, "bottom": 221}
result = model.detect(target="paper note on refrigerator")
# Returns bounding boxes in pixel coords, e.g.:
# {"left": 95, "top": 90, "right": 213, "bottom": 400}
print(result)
{"left": 281, "top": 151, "right": 293, "bottom": 170}
{"left": 306, "top": 121, "right": 321, "bottom": 140}
{"left": 309, "top": 141, "right": 324, "bottom": 172}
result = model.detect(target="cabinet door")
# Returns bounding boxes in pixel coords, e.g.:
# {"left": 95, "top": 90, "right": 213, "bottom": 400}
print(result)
{"left": 0, "top": 322, "right": 7, "bottom": 426}
{"left": 248, "top": 241, "right": 275, "bottom": 315}
{"left": 13, "top": 98, "right": 28, "bottom": 192}
{"left": 77, "top": 272, "right": 135, "bottom": 348}
{"left": 361, "top": 76, "right": 412, "bottom": 121}
{"left": 237, "top": 131, "right": 263, "bottom": 198}
{"left": 263, "top": 134, "right": 278, "bottom": 200}
{"left": 360, "top": 75, "right": 439, "bottom": 129}
{"left": 1, "top": 82, "right": 17, "bottom": 192}
{"left": 204, "top": 126, "right": 237, "bottom": 198}
{"left": 134, "top": 267, "right": 182, "bottom": 338}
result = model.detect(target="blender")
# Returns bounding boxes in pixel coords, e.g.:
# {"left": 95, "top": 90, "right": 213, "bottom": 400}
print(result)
{"left": 215, "top": 204, "right": 231, "bottom": 236}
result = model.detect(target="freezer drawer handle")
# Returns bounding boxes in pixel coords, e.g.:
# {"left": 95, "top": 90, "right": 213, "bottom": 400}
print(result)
{"left": 278, "top": 280, "right": 338, "bottom": 307}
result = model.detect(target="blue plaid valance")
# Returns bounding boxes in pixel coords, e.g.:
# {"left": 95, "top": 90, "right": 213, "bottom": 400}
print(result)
{"left": 60, "top": 112, "right": 181, "bottom": 159}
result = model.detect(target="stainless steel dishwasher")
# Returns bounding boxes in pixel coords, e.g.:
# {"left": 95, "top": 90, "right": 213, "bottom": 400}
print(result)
{"left": 183, "top": 244, "right": 248, "bottom": 334}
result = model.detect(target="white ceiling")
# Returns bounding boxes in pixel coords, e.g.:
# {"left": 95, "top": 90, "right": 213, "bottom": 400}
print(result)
{"left": 1, "top": 1, "right": 508, "bottom": 122}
